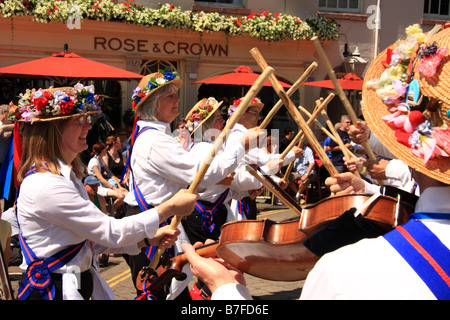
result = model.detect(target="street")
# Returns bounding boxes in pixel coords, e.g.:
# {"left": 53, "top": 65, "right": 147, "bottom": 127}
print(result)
{"left": 8, "top": 198, "right": 306, "bottom": 301}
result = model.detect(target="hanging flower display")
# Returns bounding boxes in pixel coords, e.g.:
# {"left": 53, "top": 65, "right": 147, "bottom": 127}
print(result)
{"left": 0, "top": 1, "right": 339, "bottom": 42}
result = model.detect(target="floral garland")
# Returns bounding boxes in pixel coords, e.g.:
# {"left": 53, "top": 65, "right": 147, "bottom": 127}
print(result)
{"left": 186, "top": 97, "right": 219, "bottom": 133}
{"left": 0, "top": 1, "right": 339, "bottom": 42}
{"left": 8, "top": 83, "right": 100, "bottom": 122}
{"left": 131, "top": 68, "right": 179, "bottom": 109}
{"left": 367, "top": 24, "right": 450, "bottom": 164}
{"left": 228, "top": 97, "right": 262, "bottom": 116}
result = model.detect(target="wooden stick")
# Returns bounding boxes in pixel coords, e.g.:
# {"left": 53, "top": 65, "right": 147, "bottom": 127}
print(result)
{"left": 259, "top": 62, "right": 318, "bottom": 129}
{"left": 311, "top": 37, "right": 382, "bottom": 184}
{"left": 279, "top": 93, "right": 335, "bottom": 160}
{"left": 148, "top": 66, "right": 275, "bottom": 270}
{"left": 250, "top": 47, "right": 338, "bottom": 177}
{"left": 320, "top": 109, "right": 361, "bottom": 178}
{"left": 298, "top": 105, "right": 358, "bottom": 160}
{"left": 282, "top": 94, "right": 335, "bottom": 180}
{"left": 246, "top": 165, "right": 303, "bottom": 216}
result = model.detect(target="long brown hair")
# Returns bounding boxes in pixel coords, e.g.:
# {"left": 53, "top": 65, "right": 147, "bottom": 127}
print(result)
{"left": 17, "top": 119, "right": 85, "bottom": 184}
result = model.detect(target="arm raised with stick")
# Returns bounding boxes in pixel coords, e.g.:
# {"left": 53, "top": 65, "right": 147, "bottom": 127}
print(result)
{"left": 259, "top": 62, "right": 318, "bottom": 130}
{"left": 250, "top": 47, "right": 338, "bottom": 177}
{"left": 148, "top": 66, "right": 275, "bottom": 270}
{"left": 311, "top": 37, "right": 382, "bottom": 185}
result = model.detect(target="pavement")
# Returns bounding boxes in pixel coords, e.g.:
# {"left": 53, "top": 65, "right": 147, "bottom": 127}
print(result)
{"left": 6, "top": 196, "right": 310, "bottom": 301}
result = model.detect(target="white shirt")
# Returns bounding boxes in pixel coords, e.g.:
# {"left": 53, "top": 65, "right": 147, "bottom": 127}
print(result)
{"left": 17, "top": 159, "right": 161, "bottom": 273}
{"left": 363, "top": 159, "right": 419, "bottom": 195}
{"left": 189, "top": 140, "right": 262, "bottom": 222}
{"left": 212, "top": 186, "right": 450, "bottom": 300}
{"left": 124, "top": 120, "right": 245, "bottom": 207}
{"left": 300, "top": 186, "right": 450, "bottom": 300}
{"left": 224, "top": 123, "right": 296, "bottom": 168}
{"left": 189, "top": 140, "right": 261, "bottom": 203}
{"left": 16, "top": 159, "right": 163, "bottom": 299}
{"left": 86, "top": 156, "right": 104, "bottom": 176}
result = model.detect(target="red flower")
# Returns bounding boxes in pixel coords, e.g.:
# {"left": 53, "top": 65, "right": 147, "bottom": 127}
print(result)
{"left": 60, "top": 100, "right": 74, "bottom": 114}
{"left": 33, "top": 97, "right": 48, "bottom": 111}
{"left": 42, "top": 90, "right": 53, "bottom": 100}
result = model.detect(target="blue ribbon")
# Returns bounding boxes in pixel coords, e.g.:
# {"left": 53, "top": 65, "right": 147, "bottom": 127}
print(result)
{"left": 0, "top": 135, "right": 14, "bottom": 200}
{"left": 384, "top": 219, "right": 450, "bottom": 299}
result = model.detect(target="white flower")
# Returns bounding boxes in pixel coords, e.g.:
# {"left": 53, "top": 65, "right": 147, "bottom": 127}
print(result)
{"left": 155, "top": 77, "right": 166, "bottom": 86}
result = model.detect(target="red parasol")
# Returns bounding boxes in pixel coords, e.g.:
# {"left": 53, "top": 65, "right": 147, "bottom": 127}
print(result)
{"left": 303, "top": 73, "right": 363, "bottom": 91}
{"left": 0, "top": 51, "right": 143, "bottom": 85}
{"left": 195, "top": 65, "right": 291, "bottom": 88}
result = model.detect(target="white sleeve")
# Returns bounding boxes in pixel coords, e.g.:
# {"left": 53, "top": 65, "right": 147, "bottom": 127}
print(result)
{"left": 148, "top": 134, "right": 245, "bottom": 189}
{"left": 32, "top": 176, "right": 161, "bottom": 248}
{"left": 211, "top": 283, "right": 253, "bottom": 300}
{"left": 368, "top": 133, "right": 396, "bottom": 159}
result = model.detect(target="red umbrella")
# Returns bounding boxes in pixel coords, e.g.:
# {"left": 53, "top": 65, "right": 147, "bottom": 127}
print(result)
{"left": 303, "top": 73, "right": 363, "bottom": 91}
{"left": 195, "top": 65, "right": 291, "bottom": 88}
{"left": 0, "top": 51, "right": 143, "bottom": 85}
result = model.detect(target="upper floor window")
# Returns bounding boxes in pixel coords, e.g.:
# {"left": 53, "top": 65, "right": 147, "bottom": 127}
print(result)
{"left": 319, "top": 0, "right": 361, "bottom": 13}
{"left": 424, "top": 0, "right": 450, "bottom": 19}
{"left": 195, "top": 0, "right": 244, "bottom": 7}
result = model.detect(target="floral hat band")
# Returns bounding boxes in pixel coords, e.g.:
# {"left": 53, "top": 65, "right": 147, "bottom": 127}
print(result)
{"left": 186, "top": 97, "right": 223, "bottom": 134}
{"left": 228, "top": 97, "right": 264, "bottom": 116}
{"left": 362, "top": 23, "right": 450, "bottom": 184}
{"left": 8, "top": 83, "right": 101, "bottom": 123}
{"left": 131, "top": 68, "right": 182, "bottom": 112}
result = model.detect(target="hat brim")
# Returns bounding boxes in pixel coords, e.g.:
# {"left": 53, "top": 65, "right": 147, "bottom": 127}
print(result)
{"left": 362, "top": 45, "right": 450, "bottom": 184}
{"left": 134, "top": 78, "right": 182, "bottom": 114}
{"left": 190, "top": 100, "right": 224, "bottom": 136}
{"left": 20, "top": 110, "right": 102, "bottom": 122}
{"left": 249, "top": 102, "right": 264, "bottom": 111}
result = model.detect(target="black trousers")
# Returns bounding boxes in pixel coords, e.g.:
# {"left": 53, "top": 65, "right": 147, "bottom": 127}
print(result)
{"left": 181, "top": 200, "right": 228, "bottom": 243}
{"left": 122, "top": 204, "right": 190, "bottom": 300}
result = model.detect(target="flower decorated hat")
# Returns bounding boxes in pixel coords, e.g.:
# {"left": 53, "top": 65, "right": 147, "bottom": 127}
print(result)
{"left": 227, "top": 97, "right": 264, "bottom": 116}
{"left": 362, "top": 24, "right": 450, "bottom": 184}
{"left": 185, "top": 97, "right": 223, "bottom": 134}
{"left": 8, "top": 83, "right": 101, "bottom": 123}
{"left": 131, "top": 68, "right": 182, "bottom": 113}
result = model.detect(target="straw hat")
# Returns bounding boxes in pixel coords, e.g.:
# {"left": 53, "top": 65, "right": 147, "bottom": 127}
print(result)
{"left": 131, "top": 69, "right": 182, "bottom": 113}
{"left": 362, "top": 24, "right": 450, "bottom": 184}
{"left": 8, "top": 83, "right": 101, "bottom": 123}
{"left": 227, "top": 97, "right": 264, "bottom": 116}
{"left": 185, "top": 97, "right": 223, "bottom": 135}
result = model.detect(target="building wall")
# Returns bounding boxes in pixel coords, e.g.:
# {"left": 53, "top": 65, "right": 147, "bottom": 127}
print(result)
{"left": 1, "top": 0, "right": 446, "bottom": 132}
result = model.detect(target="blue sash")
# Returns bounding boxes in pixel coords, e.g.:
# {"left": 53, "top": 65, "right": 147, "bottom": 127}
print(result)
{"left": 194, "top": 188, "right": 230, "bottom": 233}
{"left": 17, "top": 164, "right": 86, "bottom": 300}
{"left": 384, "top": 213, "right": 450, "bottom": 300}
{"left": 237, "top": 197, "right": 251, "bottom": 218}
{"left": 125, "top": 126, "right": 172, "bottom": 261}
{"left": 0, "top": 135, "right": 14, "bottom": 200}
{"left": 127, "top": 126, "right": 157, "bottom": 211}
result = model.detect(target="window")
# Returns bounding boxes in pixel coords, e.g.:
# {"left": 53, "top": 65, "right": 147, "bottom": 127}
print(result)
{"left": 424, "top": 0, "right": 450, "bottom": 19}
{"left": 319, "top": 0, "right": 361, "bottom": 13}
{"left": 140, "top": 60, "right": 178, "bottom": 76}
{"left": 195, "top": 0, "right": 244, "bottom": 7}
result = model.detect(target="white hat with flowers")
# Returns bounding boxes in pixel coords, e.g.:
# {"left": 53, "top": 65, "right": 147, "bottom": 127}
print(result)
{"left": 131, "top": 68, "right": 182, "bottom": 113}
{"left": 8, "top": 83, "right": 101, "bottom": 123}
{"left": 185, "top": 97, "right": 223, "bottom": 134}
{"left": 362, "top": 23, "right": 450, "bottom": 184}
{"left": 227, "top": 97, "right": 264, "bottom": 116}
